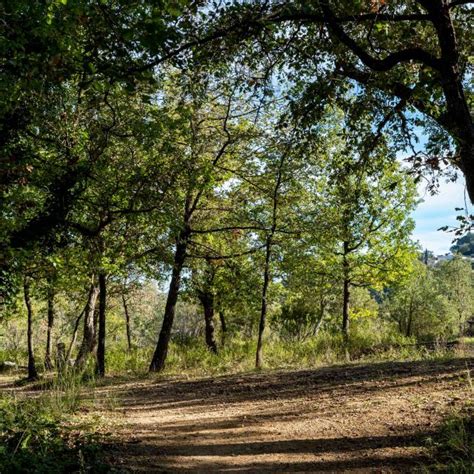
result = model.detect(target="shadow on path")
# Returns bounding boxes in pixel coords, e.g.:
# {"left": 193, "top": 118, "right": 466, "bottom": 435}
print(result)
{"left": 103, "top": 356, "right": 473, "bottom": 472}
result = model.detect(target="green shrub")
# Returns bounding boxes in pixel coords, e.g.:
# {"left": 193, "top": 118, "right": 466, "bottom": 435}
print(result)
{"left": 426, "top": 411, "right": 474, "bottom": 473}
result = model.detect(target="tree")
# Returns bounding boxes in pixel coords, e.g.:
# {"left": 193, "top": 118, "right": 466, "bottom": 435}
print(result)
{"left": 451, "top": 233, "right": 474, "bottom": 258}
{"left": 75, "top": 278, "right": 100, "bottom": 369}
{"left": 148, "top": 71, "right": 257, "bottom": 372}
{"left": 44, "top": 272, "right": 56, "bottom": 371}
{"left": 190, "top": 258, "right": 220, "bottom": 354}
{"left": 191, "top": 1, "right": 473, "bottom": 203}
{"left": 305, "top": 116, "right": 418, "bottom": 338}
{"left": 255, "top": 144, "right": 290, "bottom": 369}
{"left": 0, "top": 0, "right": 197, "bottom": 297}
{"left": 436, "top": 256, "right": 473, "bottom": 334}
{"left": 382, "top": 261, "right": 457, "bottom": 341}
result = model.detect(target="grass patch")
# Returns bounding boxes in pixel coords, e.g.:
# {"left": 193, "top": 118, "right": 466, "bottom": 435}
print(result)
{"left": 424, "top": 366, "right": 474, "bottom": 473}
{"left": 0, "top": 373, "right": 110, "bottom": 473}
{"left": 104, "top": 331, "right": 465, "bottom": 378}
{"left": 426, "top": 410, "right": 474, "bottom": 473}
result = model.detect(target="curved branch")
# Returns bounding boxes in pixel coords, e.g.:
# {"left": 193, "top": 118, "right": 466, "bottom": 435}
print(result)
{"left": 320, "top": 2, "right": 441, "bottom": 71}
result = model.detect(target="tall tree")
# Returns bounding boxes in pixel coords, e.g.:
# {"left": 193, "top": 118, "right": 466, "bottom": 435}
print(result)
{"left": 149, "top": 72, "right": 256, "bottom": 372}
{"left": 304, "top": 114, "right": 418, "bottom": 338}
{"left": 96, "top": 271, "right": 107, "bottom": 377}
{"left": 255, "top": 148, "right": 289, "bottom": 369}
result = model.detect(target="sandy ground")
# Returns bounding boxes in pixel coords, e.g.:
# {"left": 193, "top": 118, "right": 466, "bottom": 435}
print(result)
{"left": 92, "top": 355, "right": 474, "bottom": 473}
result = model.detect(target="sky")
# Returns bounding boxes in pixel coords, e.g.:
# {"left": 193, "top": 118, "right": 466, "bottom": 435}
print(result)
{"left": 412, "top": 177, "right": 469, "bottom": 255}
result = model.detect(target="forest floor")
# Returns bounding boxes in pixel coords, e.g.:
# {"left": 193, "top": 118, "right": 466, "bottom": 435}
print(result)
{"left": 1, "top": 353, "right": 473, "bottom": 472}
{"left": 97, "top": 354, "right": 473, "bottom": 472}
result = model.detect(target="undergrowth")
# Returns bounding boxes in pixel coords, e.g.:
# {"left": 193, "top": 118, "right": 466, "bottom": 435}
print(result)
{"left": 424, "top": 367, "right": 474, "bottom": 473}
{"left": 426, "top": 410, "right": 474, "bottom": 473}
{"left": 0, "top": 373, "right": 109, "bottom": 473}
{"left": 102, "top": 330, "right": 467, "bottom": 378}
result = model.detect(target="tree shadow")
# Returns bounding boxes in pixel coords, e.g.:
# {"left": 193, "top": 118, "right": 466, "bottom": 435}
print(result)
{"left": 110, "top": 356, "right": 473, "bottom": 411}
{"left": 102, "top": 356, "right": 473, "bottom": 471}
{"left": 107, "top": 432, "right": 432, "bottom": 472}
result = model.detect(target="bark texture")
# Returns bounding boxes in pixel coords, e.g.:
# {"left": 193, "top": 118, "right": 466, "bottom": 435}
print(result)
{"left": 199, "top": 291, "right": 218, "bottom": 354}
{"left": 96, "top": 272, "right": 107, "bottom": 377}
{"left": 23, "top": 279, "right": 38, "bottom": 380}
{"left": 122, "top": 294, "right": 132, "bottom": 352}
{"left": 149, "top": 229, "right": 189, "bottom": 372}
{"left": 44, "top": 286, "right": 55, "bottom": 370}
{"left": 75, "top": 281, "right": 100, "bottom": 368}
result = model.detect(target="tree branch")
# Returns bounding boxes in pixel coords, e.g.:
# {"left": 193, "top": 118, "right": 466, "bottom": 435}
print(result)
{"left": 320, "top": 2, "right": 441, "bottom": 71}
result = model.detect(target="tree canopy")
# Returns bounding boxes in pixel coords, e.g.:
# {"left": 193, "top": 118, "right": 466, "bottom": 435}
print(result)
{"left": 1, "top": 0, "right": 472, "bottom": 378}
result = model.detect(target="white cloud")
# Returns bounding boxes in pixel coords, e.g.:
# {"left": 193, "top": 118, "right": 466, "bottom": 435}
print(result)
{"left": 412, "top": 178, "right": 469, "bottom": 254}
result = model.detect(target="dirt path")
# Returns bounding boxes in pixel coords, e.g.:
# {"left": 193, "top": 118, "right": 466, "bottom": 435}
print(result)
{"left": 99, "top": 356, "right": 473, "bottom": 472}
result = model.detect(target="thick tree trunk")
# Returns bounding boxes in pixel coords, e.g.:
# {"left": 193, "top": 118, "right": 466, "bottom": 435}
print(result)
{"left": 122, "top": 294, "right": 132, "bottom": 352}
{"left": 199, "top": 292, "right": 218, "bottom": 354}
{"left": 219, "top": 310, "right": 227, "bottom": 347}
{"left": 256, "top": 238, "right": 272, "bottom": 369}
{"left": 44, "top": 286, "right": 55, "bottom": 371}
{"left": 149, "top": 229, "right": 189, "bottom": 373}
{"left": 23, "top": 279, "right": 38, "bottom": 380}
{"left": 75, "top": 281, "right": 99, "bottom": 368}
{"left": 96, "top": 272, "right": 107, "bottom": 377}
{"left": 426, "top": 0, "right": 474, "bottom": 203}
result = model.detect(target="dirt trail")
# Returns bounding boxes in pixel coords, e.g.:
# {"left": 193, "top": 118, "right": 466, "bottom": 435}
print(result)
{"left": 100, "top": 356, "right": 473, "bottom": 472}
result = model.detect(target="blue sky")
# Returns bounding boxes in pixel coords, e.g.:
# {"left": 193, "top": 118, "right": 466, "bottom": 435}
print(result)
{"left": 412, "top": 177, "right": 469, "bottom": 255}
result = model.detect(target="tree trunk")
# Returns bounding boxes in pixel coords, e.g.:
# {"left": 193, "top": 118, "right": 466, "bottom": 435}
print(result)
{"left": 460, "top": 143, "right": 474, "bottom": 204}
{"left": 199, "top": 292, "right": 218, "bottom": 354}
{"left": 149, "top": 229, "right": 189, "bottom": 373}
{"left": 219, "top": 310, "right": 227, "bottom": 347}
{"left": 406, "top": 297, "right": 415, "bottom": 338}
{"left": 313, "top": 298, "right": 326, "bottom": 337}
{"left": 425, "top": 1, "right": 474, "bottom": 204}
{"left": 66, "top": 304, "right": 87, "bottom": 361}
{"left": 96, "top": 272, "right": 107, "bottom": 377}
{"left": 342, "top": 244, "right": 350, "bottom": 340}
{"left": 256, "top": 238, "right": 272, "bottom": 369}
{"left": 44, "top": 286, "right": 55, "bottom": 371}
{"left": 122, "top": 294, "right": 132, "bottom": 352}
{"left": 75, "top": 281, "right": 99, "bottom": 368}
{"left": 406, "top": 314, "right": 413, "bottom": 338}
{"left": 56, "top": 342, "right": 67, "bottom": 375}
{"left": 23, "top": 279, "right": 38, "bottom": 380}
{"left": 342, "top": 277, "right": 350, "bottom": 339}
